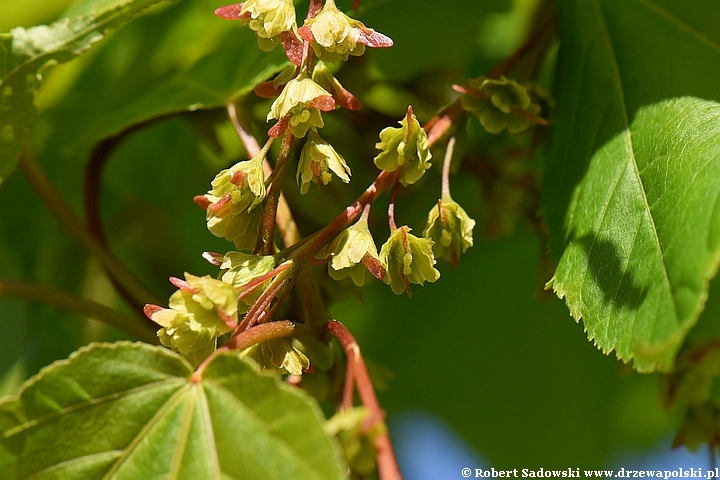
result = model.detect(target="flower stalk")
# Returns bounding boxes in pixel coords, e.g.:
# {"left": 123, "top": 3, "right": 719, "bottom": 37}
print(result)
{"left": 326, "top": 319, "right": 403, "bottom": 480}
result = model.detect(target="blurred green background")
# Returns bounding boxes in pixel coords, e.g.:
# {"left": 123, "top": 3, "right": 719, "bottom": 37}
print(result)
{"left": 3, "top": 0, "right": 716, "bottom": 470}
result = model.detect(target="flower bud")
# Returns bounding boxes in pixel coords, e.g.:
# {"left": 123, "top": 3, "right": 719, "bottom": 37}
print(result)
{"left": 379, "top": 225, "right": 440, "bottom": 296}
{"left": 374, "top": 107, "right": 432, "bottom": 186}
{"left": 423, "top": 199, "right": 475, "bottom": 267}
{"left": 297, "top": 128, "right": 351, "bottom": 194}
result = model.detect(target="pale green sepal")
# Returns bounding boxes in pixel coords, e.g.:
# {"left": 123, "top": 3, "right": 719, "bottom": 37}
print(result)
{"left": 327, "top": 216, "right": 382, "bottom": 286}
{"left": 220, "top": 251, "right": 277, "bottom": 307}
{"left": 303, "top": 0, "right": 365, "bottom": 64}
{"left": 268, "top": 77, "right": 331, "bottom": 120}
{"left": 268, "top": 77, "right": 333, "bottom": 138}
{"left": 297, "top": 128, "right": 351, "bottom": 194}
{"left": 461, "top": 76, "right": 541, "bottom": 135}
{"left": 379, "top": 226, "right": 439, "bottom": 295}
{"left": 220, "top": 251, "right": 277, "bottom": 287}
{"left": 241, "top": 338, "right": 310, "bottom": 376}
{"left": 423, "top": 199, "right": 476, "bottom": 265}
{"left": 150, "top": 273, "right": 237, "bottom": 367}
{"left": 242, "top": 0, "right": 297, "bottom": 50}
{"left": 207, "top": 154, "right": 266, "bottom": 211}
{"left": 373, "top": 108, "right": 432, "bottom": 186}
{"left": 203, "top": 148, "right": 267, "bottom": 249}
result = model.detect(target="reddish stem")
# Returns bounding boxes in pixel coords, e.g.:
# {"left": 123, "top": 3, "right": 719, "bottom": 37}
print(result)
{"left": 387, "top": 184, "right": 399, "bottom": 232}
{"left": 341, "top": 359, "right": 356, "bottom": 409}
{"left": 192, "top": 320, "right": 295, "bottom": 382}
{"left": 307, "top": 0, "right": 323, "bottom": 18}
{"left": 423, "top": 99, "right": 464, "bottom": 149}
{"left": 237, "top": 261, "right": 293, "bottom": 302}
{"left": 293, "top": 171, "right": 393, "bottom": 264}
{"left": 225, "top": 320, "right": 295, "bottom": 350}
{"left": 236, "top": 271, "right": 290, "bottom": 332}
{"left": 326, "top": 320, "right": 403, "bottom": 480}
{"left": 258, "top": 132, "right": 294, "bottom": 255}
{"left": 441, "top": 136, "right": 456, "bottom": 201}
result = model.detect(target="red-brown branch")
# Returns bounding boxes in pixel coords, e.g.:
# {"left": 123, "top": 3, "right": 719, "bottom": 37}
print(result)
{"left": 326, "top": 319, "right": 403, "bottom": 480}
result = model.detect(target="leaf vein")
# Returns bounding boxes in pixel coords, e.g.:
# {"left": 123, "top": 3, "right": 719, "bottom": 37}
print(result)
{"left": 2, "top": 377, "right": 185, "bottom": 439}
{"left": 595, "top": 0, "right": 679, "bottom": 325}
{"left": 633, "top": 0, "right": 720, "bottom": 56}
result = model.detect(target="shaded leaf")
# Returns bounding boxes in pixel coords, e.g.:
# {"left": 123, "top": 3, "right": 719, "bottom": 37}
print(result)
{"left": 0, "top": 342, "right": 345, "bottom": 479}
{"left": 0, "top": 0, "right": 175, "bottom": 184}
{"left": 544, "top": 0, "right": 720, "bottom": 372}
{"left": 40, "top": 0, "right": 289, "bottom": 164}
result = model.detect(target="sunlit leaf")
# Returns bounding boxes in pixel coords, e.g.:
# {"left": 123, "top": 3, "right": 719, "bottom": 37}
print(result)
{"left": 544, "top": 0, "right": 720, "bottom": 372}
{"left": 0, "top": 342, "right": 345, "bottom": 480}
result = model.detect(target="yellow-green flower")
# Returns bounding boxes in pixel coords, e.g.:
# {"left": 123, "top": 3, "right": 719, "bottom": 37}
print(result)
{"left": 201, "top": 152, "right": 266, "bottom": 250}
{"left": 460, "top": 75, "right": 542, "bottom": 134}
{"left": 423, "top": 199, "right": 475, "bottom": 267}
{"left": 145, "top": 274, "right": 238, "bottom": 367}
{"left": 215, "top": 0, "right": 297, "bottom": 52}
{"left": 374, "top": 107, "right": 432, "bottom": 186}
{"left": 325, "top": 407, "right": 380, "bottom": 477}
{"left": 219, "top": 251, "right": 277, "bottom": 308}
{"left": 297, "top": 128, "right": 351, "bottom": 194}
{"left": 268, "top": 77, "right": 335, "bottom": 137}
{"left": 379, "top": 226, "right": 439, "bottom": 296}
{"left": 298, "top": 0, "right": 392, "bottom": 64}
{"left": 242, "top": 338, "right": 310, "bottom": 376}
{"left": 326, "top": 215, "right": 384, "bottom": 286}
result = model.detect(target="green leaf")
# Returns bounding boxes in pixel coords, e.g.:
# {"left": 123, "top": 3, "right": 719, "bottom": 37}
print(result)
{"left": 40, "top": 0, "right": 288, "bottom": 164}
{"left": 544, "top": 0, "right": 720, "bottom": 372}
{"left": 0, "top": 0, "right": 175, "bottom": 184}
{"left": 0, "top": 342, "right": 345, "bottom": 480}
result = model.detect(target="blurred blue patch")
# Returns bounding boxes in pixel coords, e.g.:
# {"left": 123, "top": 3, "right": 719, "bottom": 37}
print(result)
{"left": 613, "top": 438, "right": 716, "bottom": 471}
{"left": 390, "top": 410, "right": 488, "bottom": 480}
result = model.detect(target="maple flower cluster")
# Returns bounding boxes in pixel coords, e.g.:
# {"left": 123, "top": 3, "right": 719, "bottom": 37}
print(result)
{"left": 145, "top": 0, "right": 477, "bottom": 371}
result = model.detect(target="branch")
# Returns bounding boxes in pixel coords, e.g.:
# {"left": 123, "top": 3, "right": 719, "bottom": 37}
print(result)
{"left": 0, "top": 279, "right": 158, "bottom": 343}
{"left": 224, "top": 319, "right": 295, "bottom": 350}
{"left": 227, "top": 102, "right": 301, "bottom": 248}
{"left": 84, "top": 114, "right": 180, "bottom": 313}
{"left": 326, "top": 319, "right": 403, "bottom": 480}
{"left": 20, "top": 150, "right": 162, "bottom": 313}
{"left": 258, "top": 132, "right": 294, "bottom": 255}
{"left": 193, "top": 320, "right": 296, "bottom": 381}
